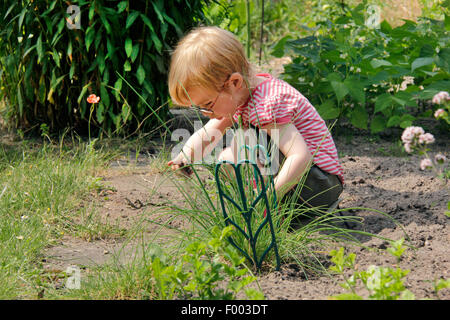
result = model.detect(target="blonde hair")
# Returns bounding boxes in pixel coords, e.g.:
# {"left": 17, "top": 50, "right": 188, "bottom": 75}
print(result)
{"left": 168, "top": 26, "right": 252, "bottom": 106}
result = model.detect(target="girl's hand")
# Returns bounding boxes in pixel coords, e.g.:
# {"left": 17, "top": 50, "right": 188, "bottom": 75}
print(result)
{"left": 167, "top": 153, "right": 193, "bottom": 177}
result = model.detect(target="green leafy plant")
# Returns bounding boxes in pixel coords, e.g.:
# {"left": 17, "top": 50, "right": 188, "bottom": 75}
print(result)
{"left": 0, "top": 0, "right": 208, "bottom": 136}
{"left": 386, "top": 238, "right": 407, "bottom": 262}
{"left": 433, "top": 278, "right": 450, "bottom": 299}
{"left": 272, "top": 1, "right": 450, "bottom": 133}
{"left": 329, "top": 247, "right": 415, "bottom": 300}
{"left": 147, "top": 226, "right": 264, "bottom": 300}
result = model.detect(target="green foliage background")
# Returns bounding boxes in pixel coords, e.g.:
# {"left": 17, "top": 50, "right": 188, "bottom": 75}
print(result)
{"left": 204, "top": 0, "right": 450, "bottom": 133}
{"left": 0, "top": 0, "right": 208, "bottom": 136}
{"left": 273, "top": 3, "right": 449, "bottom": 133}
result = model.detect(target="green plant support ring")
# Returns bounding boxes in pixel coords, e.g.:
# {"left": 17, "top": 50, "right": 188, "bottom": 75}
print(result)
{"left": 214, "top": 144, "right": 281, "bottom": 271}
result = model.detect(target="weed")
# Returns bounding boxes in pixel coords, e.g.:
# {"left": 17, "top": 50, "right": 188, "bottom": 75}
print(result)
{"left": 329, "top": 247, "right": 415, "bottom": 300}
{"left": 386, "top": 238, "right": 407, "bottom": 263}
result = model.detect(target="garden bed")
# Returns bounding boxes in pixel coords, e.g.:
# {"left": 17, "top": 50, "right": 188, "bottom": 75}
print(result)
{"left": 42, "top": 128, "right": 449, "bottom": 300}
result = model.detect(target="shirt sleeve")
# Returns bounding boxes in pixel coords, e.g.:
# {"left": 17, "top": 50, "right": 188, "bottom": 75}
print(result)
{"left": 248, "top": 94, "right": 296, "bottom": 128}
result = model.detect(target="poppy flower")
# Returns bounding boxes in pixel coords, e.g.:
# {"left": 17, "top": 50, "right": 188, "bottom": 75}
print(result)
{"left": 87, "top": 94, "right": 100, "bottom": 104}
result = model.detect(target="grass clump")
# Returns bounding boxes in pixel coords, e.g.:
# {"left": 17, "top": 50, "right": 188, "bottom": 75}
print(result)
{"left": 0, "top": 137, "right": 114, "bottom": 298}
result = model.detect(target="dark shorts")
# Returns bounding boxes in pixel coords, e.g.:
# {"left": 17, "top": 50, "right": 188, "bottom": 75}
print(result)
{"left": 280, "top": 165, "right": 343, "bottom": 210}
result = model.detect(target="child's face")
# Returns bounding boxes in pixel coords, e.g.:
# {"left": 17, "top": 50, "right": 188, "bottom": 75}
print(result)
{"left": 187, "top": 73, "right": 248, "bottom": 120}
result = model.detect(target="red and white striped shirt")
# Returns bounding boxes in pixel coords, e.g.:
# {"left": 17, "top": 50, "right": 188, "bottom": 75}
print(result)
{"left": 232, "top": 73, "right": 344, "bottom": 183}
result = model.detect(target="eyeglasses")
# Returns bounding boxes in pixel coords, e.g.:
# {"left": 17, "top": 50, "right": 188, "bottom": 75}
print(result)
{"left": 191, "top": 89, "right": 223, "bottom": 115}
{"left": 191, "top": 76, "right": 230, "bottom": 115}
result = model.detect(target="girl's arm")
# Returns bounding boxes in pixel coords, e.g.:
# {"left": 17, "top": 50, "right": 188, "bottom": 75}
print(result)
{"left": 264, "top": 123, "right": 312, "bottom": 199}
{"left": 168, "top": 117, "right": 233, "bottom": 171}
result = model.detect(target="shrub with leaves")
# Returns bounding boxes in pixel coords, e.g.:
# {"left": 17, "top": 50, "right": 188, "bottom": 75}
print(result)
{"left": 0, "top": 0, "right": 208, "bottom": 136}
{"left": 272, "top": 1, "right": 450, "bottom": 133}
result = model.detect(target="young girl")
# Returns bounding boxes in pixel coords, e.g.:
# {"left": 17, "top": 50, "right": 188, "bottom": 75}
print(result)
{"left": 167, "top": 26, "right": 344, "bottom": 210}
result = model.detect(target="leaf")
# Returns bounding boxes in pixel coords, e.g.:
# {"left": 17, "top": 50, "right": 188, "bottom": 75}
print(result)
{"left": 89, "top": 4, "right": 95, "bottom": 20}
{"left": 124, "top": 60, "right": 131, "bottom": 72}
{"left": 400, "top": 120, "right": 413, "bottom": 129}
{"left": 18, "top": 8, "right": 26, "bottom": 31}
{"left": 77, "top": 83, "right": 91, "bottom": 104}
{"left": 436, "top": 48, "right": 450, "bottom": 73}
{"left": 140, "top": 14, "right": 155, "bottom": 32}
{"left": 130, "top": 44, "right": 140, "bottom": 63}
{"left": 126, "top": 11, "right": 140, "bottom": 29}
{"left": 371, "top": 59, "right": 392, "bottom": 69}
{"left": 4, "top": 3, "right": 17, "bottom": 19}
{"left": 344, "top": 78, "right": 365, "bottom": 105}
{"left": 117, "top": 1, "right": 127, "bottom": 13}
{"left": 51, "top": 49, "right": 60, "bottom": 68}
{"left": 386, "top": 115, "right": 401, "bottom": 128}
{"left": 22, "top": 44, "right": 37, "bottom": 59}
{"left": 136, "top": 65, "right": 146, "bottom": 85}
{"left": 370, "top": 115, "right": 386, "bottom": 133}
{"left": 47, "top": 74, "right": 65, "bottom": 104}
{"left": 125, "top": 37, "right": 132, "bottom": 58}
{"left": 368, "top": 71, "right": 389, "bottom": 85}
{"left": 411, "top": 57, "right": 434, "bottom": 72}
{"left": 270, "top": 35, "right": 292, "bottom": 58}
{"left": 36, "top": 34, "right": 44, "bottom": 63}
{"left": 374, "top": 94, "right": 392, "bottom": 114}
{"left": 151, "top": 1, "right": 165, "bottom": 24}
{"left": 85, "top": 26, "right": 95, "bottom": 51}
{"left": 326, "top": 72, "right": 342, "bottom": 83}
{"left": 106, "top": 38, "right": 115, "bottom": 60}
{"left": 100, "top": 84, "right": 110, "bottom": 107}
{"left": 330, "top": 81, "right": 348, "bottom": 102}
{"left": 162, "top": 12, "right": 183, "bottom": 37}
{"left": 69, "top": 63, "right": 75, "bottom": 80}
{"left": 350, "top": 105, "right": 368, "bottom": 130}
{"left": 399, "top": 114, "right": 415, "bottom": 129}
{"left": 121, "top": 103, "right": 131, "bottom": 123}
{"left": 150, "top": 33, "right": 163, "bottom": 54}
{"left": 99, "top": 10, "right": 112, "bottom": 34}
{"left": 316, "top": 100, "right": 340, "bottom": 120}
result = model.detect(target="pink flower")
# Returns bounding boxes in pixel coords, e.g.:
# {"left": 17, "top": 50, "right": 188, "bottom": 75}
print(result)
{"left": 432, "top": 91, "right": 450, "bottom": 105}
{"left": 418, "top": 133, "right": 435, "bottom": 145}
{"left": 434, "top": 108, "right": 445, "bottom": 119}
{"left": 435, "top": 153, "right": 447, "bottom": 164}
{"left": 401, "top": 126, "right": 424, "bottom": 145}
{"left": 87, "top": 94, "right": 100, "bottom": 104}
{"left": 404, "top": 143, "right": 413, "bottom": 153}
{"left": 411, "top": 126, "right": 425, "bottom": 136}
{"left": 420, "top": 158, "right": 433, "bottom": 171}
